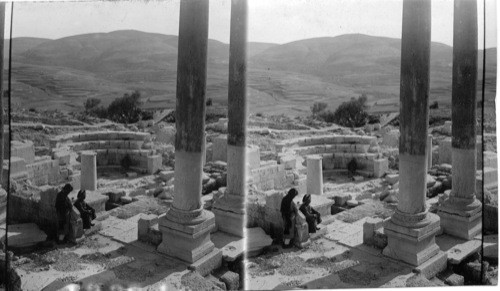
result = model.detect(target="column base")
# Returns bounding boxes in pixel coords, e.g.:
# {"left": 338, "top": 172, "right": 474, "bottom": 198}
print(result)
{"left": 212, "top": 188, "right": 244, "bottom": 237}
{"left": 383, "top": 212, "right": 441, "bottom": 266}
{"left": 437, "top": 196, "right": 482, "bottom": 240}
{"left": 157, "top": 208, "right": 216, "bottom": 263}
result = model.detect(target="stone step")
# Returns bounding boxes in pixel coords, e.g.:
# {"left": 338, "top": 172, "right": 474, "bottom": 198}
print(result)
{"left": 289, "top": 143, "right": 371, "bottom": 156}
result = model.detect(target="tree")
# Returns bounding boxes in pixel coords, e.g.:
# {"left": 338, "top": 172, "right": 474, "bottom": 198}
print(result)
{"left": 328, "top": 95, "right": 369, "bottom": 127}
{"left": 107, "top": 91, "right": 143, "bottom": 124}
{"left": 311, "top": 102, "right": 328, "bottom": 116}
{"left": 84, "top": 98, "right": 101, "bottom": 112}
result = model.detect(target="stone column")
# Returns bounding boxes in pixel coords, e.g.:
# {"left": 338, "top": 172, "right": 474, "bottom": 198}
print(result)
{"left": 427, "top": 134, "right": 433, "bottom": 169}
{"left": 383, "top": 0, "right": 445, "bottom": 267}
{"left": 158, "top": 0, "right": 218, "bottom": 263}
{"left": 306, "top": 155, "right": 323, "bottom": 195}
{"left": 81, "top": 151, "right": 97, "bottom": 191}
{"left": 438, "top": 0, "right": 482, "bottom": 240}
{"left": 213, "top": 0, "right": 247, "bottom": 237}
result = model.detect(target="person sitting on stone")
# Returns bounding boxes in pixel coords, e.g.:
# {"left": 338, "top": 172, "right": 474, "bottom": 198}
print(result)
{"left": 280, "top": 188, "right": 299, "bottom": 248}
{"left": 73, "top": 190, "right": 96, "bottom": 229}
{"left": 55, "top": 183, "right": 74, "bottom": 243}
{"left": 299, "top": 194, "right": 322, "bottom": 233}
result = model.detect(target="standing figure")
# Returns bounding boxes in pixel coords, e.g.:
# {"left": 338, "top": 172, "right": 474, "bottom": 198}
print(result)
{"left": 73, "top": 190, "right": 96, "bottom": 229}
{"left": 299, "top": 194, "right": 322, "bottom": 233}
{"left": 55, "top": 183, "right": 74, "bottom": 243}
{"left": 280, "top": 188, "right": 299, "bottom": 248}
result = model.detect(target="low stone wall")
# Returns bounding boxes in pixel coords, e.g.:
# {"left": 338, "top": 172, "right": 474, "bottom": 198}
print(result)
{"left": 276, "top": 134, "right": 388, "bottom": 178}
{"left": 11, "top": 141, "right": 35, "bottom": 164}
{"left": 49, "top": 131, "right": 150, "bottom": 148}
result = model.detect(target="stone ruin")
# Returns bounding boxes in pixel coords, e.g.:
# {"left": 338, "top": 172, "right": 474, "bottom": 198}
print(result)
{"left": 8, "top": 131, "right": 163, "bottom": 240}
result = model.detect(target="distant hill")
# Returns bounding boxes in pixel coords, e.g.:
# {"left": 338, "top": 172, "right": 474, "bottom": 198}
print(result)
{"left": 6, "top": 30, "right": 496, "bottom": 116}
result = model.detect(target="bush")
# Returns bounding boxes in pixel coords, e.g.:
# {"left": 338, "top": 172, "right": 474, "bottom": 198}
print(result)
{"left": 311, "top": 102, "right": 328, "bottom": 115}
{"left": 430, "top": 101, "right": 439, "bottom": 109}
{"left": 328, "top": 95, "right": 369, "bottom": 127}
{"left": 141, "top": 110, "right": 154, "bottom": 120}
{"left": 107, "top": 91, "right": 143, "bottom": 124}
{"left": 206, "top": 98, "right": 213, "bottom": 107}
{"left": 84, "top": 98, "right": 101, "bottom": 112}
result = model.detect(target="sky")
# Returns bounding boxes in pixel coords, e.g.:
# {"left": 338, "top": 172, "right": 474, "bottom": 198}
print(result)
{"left": 3, "top": 0, "right": 497, "bottom": 48}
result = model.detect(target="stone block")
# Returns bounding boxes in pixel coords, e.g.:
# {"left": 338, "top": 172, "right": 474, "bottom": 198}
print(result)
{"left": 385, "top": 174, "right": 399, "bottom": 185}
{"left": 220, "top": 271, "right": 239, "bottom": 291}
{"left": 264, "top": 190, "right": 284, "bottom": 210}
{"left": 108, "top": 191, "right": 126, "bottom": 203}
{"left": 10, "top": 157, "right": 27, "bottom": 175}
{"left": 147, "top": 155, "right": 162, "bottom": 174}
{"left": 438, "top": 138, "right": 452, "bottom": 164}
{"left": 11, "top": 140, "right": 35, "bottom": 164}
{"left": 413, "top": 251, "right": 448, "bottom": 279}
{"left": 373, "top": 158, "right": 389, "bottom": 178}
{"left": 212, "top": 135, "right": 228, "bottom": 162}
{"left": 363, "top": 217, "right": 384, "bottom": 245}
{"left": 187, "top": 248, "right": 222, "bottom": 277}
{"left": 280, "top": 155, "right": 297, "bottom": 170}
{"left": 247, "top": 227, "right": 273, "bottom": 257}
{"left": 445, "top": 274, "right": 464, "bottom": 286}
{"left": 246, "top": 145, "right": 260, "bottom": 171}
{"left": 333, "top": 192, "right": 352, "bottom": 206}
{"left": 138, "top": 214, "right": 159, "bottom": 239}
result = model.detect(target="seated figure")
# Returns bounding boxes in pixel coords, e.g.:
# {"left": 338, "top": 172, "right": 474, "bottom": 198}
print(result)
{"left": 73, "top": 190, "right": 96, "bottom": 229}
{"left": 299, "top": 194, "right": 321, "bottom": 233}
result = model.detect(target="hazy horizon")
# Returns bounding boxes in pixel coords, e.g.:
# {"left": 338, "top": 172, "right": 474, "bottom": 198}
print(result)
{"left": 5, "top": 0, "right": 497, "bottom": 49}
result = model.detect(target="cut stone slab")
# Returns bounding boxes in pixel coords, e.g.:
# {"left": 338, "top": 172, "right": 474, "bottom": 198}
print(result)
{"left": 220, "top": 271, "right": 240, "bottom": 290}
{"left": 331, "top": 192, "right": 353, "bottom": 207}
{"left": 483, "top": 235, "right": 498, "bottom": 261}
{"left": 385, "top": 174, "right": 399, "bottom": 185}
{"left": 436, "top": 235, "right": 482, "bottom": 265}
{"left": 413, "top": 251, "right": 447, "bottom": 279}
{"left": 5, "top": 223, "right": 47, "bottom": 248}
{"left": 445, "top": 273, "right": 465, "bottom": 286}
{"left": 126, "top": 172, "right": 138, "bottom": 178}
{"left": 247, "top": 227, "right": 272, "bottom": 257}
{"left": 188, "top": 248, "right": 222, "bottom": 277}
{"left": 346, "top": 200, "right": 359, "bottom": 207}
{"left": 220, "top": 238, "right": 244, "bottom": 262}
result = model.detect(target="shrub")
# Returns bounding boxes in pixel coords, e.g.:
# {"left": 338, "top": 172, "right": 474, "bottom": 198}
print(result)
{"left": 206, "top": 98, "right": 213, "bottom": 107}
{"left": 311, "top": 102, "right": 328, "bottom": 116}
{"left": 107, "top": 91, "right": 143, "bottom": 124}
{"left": 430, "top": 101, "right": 439, "bottom": 109}
{"left": 329, "top": 96, "right": 369, "bottom": 127}
{"left": 84, "top": 98, "right": 101, "bottom": 112}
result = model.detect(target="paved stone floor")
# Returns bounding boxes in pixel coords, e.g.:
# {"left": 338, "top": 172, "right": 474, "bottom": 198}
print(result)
{"left": 12, "top": 213, "right": 240, "bottom": 290}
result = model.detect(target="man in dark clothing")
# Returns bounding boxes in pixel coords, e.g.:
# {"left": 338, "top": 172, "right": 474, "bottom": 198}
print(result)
{"left": 55, "top": 183, "right": 73, "bottom": 243}
{"left": 299, "top": 194, "right": 322, "bottom": 233}
{"left": 280, "top": 188, "right": 299, "bottom": 248}
{"left": 74, "top": 190, "right": 96, "bottom": 229}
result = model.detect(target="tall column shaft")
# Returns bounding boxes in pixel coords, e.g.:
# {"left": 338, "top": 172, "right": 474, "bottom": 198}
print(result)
{"left": 451, "top": 0, "right": 478, "bottom": 199}
{"left": 213, "top": 0, "right": 247, "bottom": 237}
{"left": 383, "top": 0, "right": 445, "bottom": 268}
{"left": 226, "top": 0, "right": 247, "bottom": 198}
{"left": 397, "top": 0, "right": 431, "bottom": 216}
{"left": 159, "top": 0, "right": 218, "bottom": 263}
{"left": 172, "top": 0, "right": 209, "bottom": 214}
{"left": 81, "top": 151, "right": 97, "bottom": 191}
{"left": 438, "top": 0, "right": 482, "bottom": 240}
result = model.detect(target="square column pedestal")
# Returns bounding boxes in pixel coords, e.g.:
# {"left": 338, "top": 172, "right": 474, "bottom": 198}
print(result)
{"left": 383, "top": 212, "right": 443, "bottom": 266}
{"left": 438, "top": 197, "right": 482, "bottom": 240}
{"left": 212, "top": 188, "right": 245, "bottom": 237}
{"left": 158, "top": 207, "right": 217, "bottom": 263}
